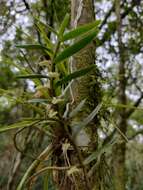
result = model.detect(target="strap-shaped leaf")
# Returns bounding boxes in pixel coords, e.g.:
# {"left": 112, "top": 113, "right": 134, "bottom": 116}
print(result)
{"left": 72, "top": 103, "right": 102, "bottom": 138}
{"left": 28, "top": 99, "right": 50, "bottom": 103}
{"left": 11, "top": 62, "right": 42, "bottom": 86}
{"left": 34, "top": 18, "right": 55, "bottom": 50}
{"left": 58, "top": 13, "right": 70, "bottom": 38}
{"left": 83, "top": 137, "right": 116, "bottom": 165}
{"left": 0, "top": 120, "right": 40, "bottom": 133}
{"left": 69, "top": 99, "right": 86, "bottom": 118}
{"left": 62, "top": 20, "right": 100, "bottom": 41}
{"left": 55, "top": 28, "right": 99, "bottom": 64}
{"left": 16, "top": 74, "right": 49, "bottom": 79}
{"left": 35, "top": 17, "right": 58, "bottom": 36}
{"left": 56, "top": 65, "right": 96, "bottom": 86}
{"left": 83, "top": 144, "right": 109, "bottom": 165}
{"left": 16, "top": 44, "right": 52, "bottom": 53}
{"left": 83, "top": 103, "right": 102, "bottom": 126}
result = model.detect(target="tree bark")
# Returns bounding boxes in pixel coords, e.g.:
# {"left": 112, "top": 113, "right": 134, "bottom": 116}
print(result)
{"left": 54, "top": 1, "right": 102, "bottom": 189}
{"left": 112, "top": 1, "right": 127, "bottom": 190}
{"left": 70, "top": 0, "right": 102, "bottom": 189}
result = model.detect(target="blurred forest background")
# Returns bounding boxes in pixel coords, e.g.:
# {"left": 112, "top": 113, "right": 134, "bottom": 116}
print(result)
{"left": 0, "top": 0, "right": 143, "bottom": 190}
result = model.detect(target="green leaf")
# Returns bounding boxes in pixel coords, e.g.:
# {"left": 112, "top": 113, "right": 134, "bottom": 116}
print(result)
{"left": 34, "top": 17, "right": 55, "bottom": 50}
{"left": 56, "top": 65, "right": 96, "bottom": 86}
{"left": 83, "top": 146, "right": 105, "bottom": 165}
{"left": 69, "top": 99, "right": 86, "bottom": 118}
{"left": 15, "top": 44, "right": 52, "bottom": 53}
{"left": 55, "top": 28, "right": 99, "bottom": 63}
{"left": 0, "top": 120, "right": 39, "bottom": 133}
{"left": 58, "top": 13, "right": 70, "bottom": 38}
{"left": 43, "top": 172, "right": 50, "bottom": 190}
{"left": 47, "top": 25, "right": 58, "bottom": 36}
{"left": 28, "top": 99, "right": 50, "bottom": 103}
{"left": 72, "top": 103, "right": 102, "bottom": 137}
{"left": 83, "top": 140, "right": 116, "bottom": 165}
{"left": 6, "top": 61, "right": 41, "bottom": 86}
{"left": 84, "top": 149, "right": 100, "bottom": 165}
{"left": 16, "top": 74, "right": 49, "bottom": 79}
{"left": 83, "top": 103, "right": 102, "bottom": 126}
{"left": 62, "top": 20, "right": 100, "bottom": 41}
{"left": 35, "top": 17, "right": 58, "bottom": 36}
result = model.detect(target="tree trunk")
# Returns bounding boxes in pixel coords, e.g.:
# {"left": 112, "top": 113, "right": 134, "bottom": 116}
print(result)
{"left": 112, "top": 1, "right": 127, "bottom": 189}
{"left": 70, "top": 0, "right": 102, "bottom": 189}
{"left": 54, "top": 1, "right": 102, "bottom": 189}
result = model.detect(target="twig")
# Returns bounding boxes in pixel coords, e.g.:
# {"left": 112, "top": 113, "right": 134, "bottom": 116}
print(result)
{"left": 22, "top": 0, "right": 31, "bottom": 11}
{"left": 98, "top": 1, "right": 138, "bottom": 47}
{"left": 99, "top": 1, "right": 115, "bottom": 30}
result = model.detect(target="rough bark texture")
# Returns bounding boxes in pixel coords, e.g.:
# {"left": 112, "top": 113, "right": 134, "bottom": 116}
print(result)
{"left": 54, "top": 1, "right": 102, "bottom": 189}
{"left": 71, "top": 0, "right": 96, "bottom": 105}
{"left": 71, "top": 0, "right": 102, "bottom": 133}
{"left": 70, "top": 0, "right": 102, "bottom": 189}
{"left": 112, "top": 0, "right": 127, "bottom": 189}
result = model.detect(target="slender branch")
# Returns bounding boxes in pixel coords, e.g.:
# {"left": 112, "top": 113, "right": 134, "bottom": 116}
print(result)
{"left": 22, "top": 0, "right": 31, "bottom": 12}
{"left": 99, "top": 2, "right": 115, "bottom": 30}
{"left": 22, "top": 0, "right": 43, "bottom": 45}
{"left": 98, "top": 2, "right": 137, "bottom": 47}
{"left": 99, "top": 0, "right": 132, "bottom": 30}
{"left": 42, "top": 0, "right": 54, "bottom": 38}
